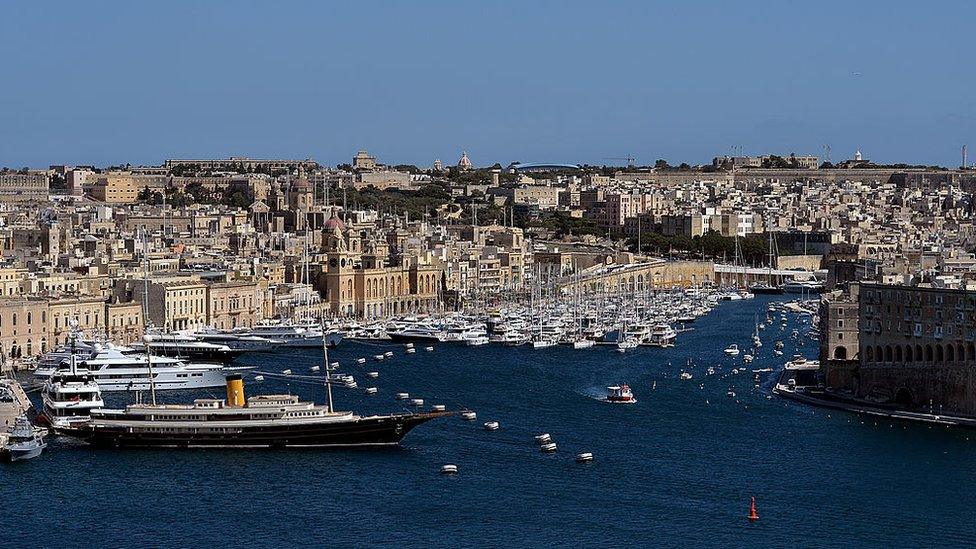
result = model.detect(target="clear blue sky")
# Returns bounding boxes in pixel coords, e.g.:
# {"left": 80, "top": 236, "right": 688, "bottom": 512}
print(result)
{"left": 2, "top": 1, "right": 974, "bottom": 169}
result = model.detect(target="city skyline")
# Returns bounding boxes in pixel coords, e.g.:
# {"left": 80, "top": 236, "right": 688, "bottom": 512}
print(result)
{"left": 3, "top": 1, "right": 976, "bottom": 168}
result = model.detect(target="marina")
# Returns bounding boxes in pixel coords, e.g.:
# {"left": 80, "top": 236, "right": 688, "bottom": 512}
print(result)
{"left": 4, "top": 295, "right": 975, "bottom": 546}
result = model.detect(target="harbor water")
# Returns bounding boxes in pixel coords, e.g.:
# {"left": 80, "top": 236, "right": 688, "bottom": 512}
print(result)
{"left": 3, "top": 296, "right": 975, "bottom": 548}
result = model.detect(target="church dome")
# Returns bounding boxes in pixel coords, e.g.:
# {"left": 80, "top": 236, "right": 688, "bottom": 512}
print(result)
{"left": 323, "top": 207, "right": 346, "bottom": 231}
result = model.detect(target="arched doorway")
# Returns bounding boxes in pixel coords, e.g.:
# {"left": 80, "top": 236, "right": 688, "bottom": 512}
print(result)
{"left": 894, "top": 387, "right": 914, "bottom": 408}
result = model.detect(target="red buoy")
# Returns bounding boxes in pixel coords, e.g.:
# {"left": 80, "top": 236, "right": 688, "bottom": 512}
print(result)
{"left": 748, "top": 496, "right": 759, "bottom": 521}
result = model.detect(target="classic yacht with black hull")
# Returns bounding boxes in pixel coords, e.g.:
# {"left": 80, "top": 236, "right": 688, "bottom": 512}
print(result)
{"left": 57, "top": 324, "right": 448, "bottom": 449}
{"left": 59, "top": 378, "right": 447, "bottom": 449}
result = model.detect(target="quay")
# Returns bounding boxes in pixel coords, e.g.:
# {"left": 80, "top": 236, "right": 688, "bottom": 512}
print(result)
{"left": 0, "top": 377, "right": 33, "bottom": 430}
{"left": 775, "top": 387, "right": 976, "bottom": 428}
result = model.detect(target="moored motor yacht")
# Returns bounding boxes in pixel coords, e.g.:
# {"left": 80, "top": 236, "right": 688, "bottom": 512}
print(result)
{"left": 193, "top": 329, "right": 283, "bottom": 353}
{"left": 724, "top": 344, "right": 741, "bottom": 356}
{"left": 129, "top": 331, "right": 244, "bottom": 362}
{"left": 38, "top": 340, "right": 249, "bottom": 392}
{"left": 40, "top": 345, "right": 105, "bottom": 429}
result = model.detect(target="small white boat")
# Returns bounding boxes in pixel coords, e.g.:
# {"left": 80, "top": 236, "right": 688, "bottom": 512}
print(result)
{"left": 425, "top": 346, "right": 434, "bottom": 352}
{"left": 680, "top": 372, "right": 693, "bottom": 380}
{"left": 534, "top": 433, "right": 552, "bottom": 444}
{"left": 460, "top": 410, "right": 477, "bottom": 421}
{"left": 575, "top": 452, "right": 594, "bottom": 463}
{"left": 431, "top": 404, "right": 446, "bottom": 412}
{"left": 410, "top": 398, "right": 424, "bottom": 407}
{"left": 405, "top": 343, "right": 414, "bottom": 349}
{"left": 366, "top": 371, "right": 379, "bottom": 378}
{"left": 356, "top": 358, "right": 366, "bottom": 364}
{"left": 727, "top": 389, "right": 736, "bottom": 398}
{"left": 724, "top": 344, "right": 740, "bottom": 356}
{"left": 395, "top": 392, "right": 410, "bottom": 400}
{"left": 330, "top": 361, "right": 339, "bottom": 368}
{"left": 539, "top": 442, "right": 558, "bottom": 453}
{"left": 406, "top": 348, "right": 417, "bottom": 354}
{"left": 743, "top": 354, "right": 754, "bottom": 363}
{"left": 373, "top": 354, "right": 385, "bottom": 361}
{"left": 384, "top": 351, "right": 393, "bottom": 358}
{"left": 484, "top": 421, "right": 499, "bottom": 431}
{"left": 310, "top": 365, "right": 320, "bottom": 373}
{"left": 572, "top": 339, "right": 595, "bottom": 349}
{"left": 282, "top": 369, "right": 293, "bottom": 375}
{"left": 773, "top": 349, "right": 784, "bottom": 356}
{"left": 254, "top": 375, "right": 265, "bottom": 382}
{"left": 440, "top": 464, "right": 458, "bottom": 475}
{"left": 365, "top": 387, "right": 378, "bottom": 395}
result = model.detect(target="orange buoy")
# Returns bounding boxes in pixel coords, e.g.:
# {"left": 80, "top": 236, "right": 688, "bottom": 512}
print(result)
{"left": 748, "top": 496, "right": 759, "bottom": 521}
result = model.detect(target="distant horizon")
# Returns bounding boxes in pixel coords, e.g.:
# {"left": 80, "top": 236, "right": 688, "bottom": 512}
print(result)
{"left": 3, "top": 1, "right": 975, "bottom": 169}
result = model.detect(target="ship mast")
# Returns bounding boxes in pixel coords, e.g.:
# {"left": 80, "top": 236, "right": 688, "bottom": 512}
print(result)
{"left": 321, "top": 317, "right": 334, "bottom": 413}
{"left": 144, "top": 334, "right": 157, "bottom": 406}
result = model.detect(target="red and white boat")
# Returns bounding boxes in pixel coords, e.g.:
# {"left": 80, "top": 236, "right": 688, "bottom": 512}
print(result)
{"left": 604, "top": 385, "right": 636, "bottom": 404}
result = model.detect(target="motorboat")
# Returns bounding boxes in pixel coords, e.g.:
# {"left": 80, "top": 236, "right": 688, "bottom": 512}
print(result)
{"left": 604, "top": 385, "right": 636, "bottom": 404}
{"left": 571, "top": 338, "right": 596, "bottom": 349}
{"left": 646, "top": 324, "right": 677, "bottom": 347}
{"left": 1, "top": 416, "right": 45, "bottom": 462}
{"left": 724, "top": 344, "right": 740, "bottom": 356}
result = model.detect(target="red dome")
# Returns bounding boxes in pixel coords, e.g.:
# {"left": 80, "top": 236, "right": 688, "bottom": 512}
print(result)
{"left": 324, "top": 208, "right": 346, "bottom": 231}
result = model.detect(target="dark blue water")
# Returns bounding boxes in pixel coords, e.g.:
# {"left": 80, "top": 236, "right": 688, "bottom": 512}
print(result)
{"left": 4, "top": 296, "right": 975, "bottom": 548}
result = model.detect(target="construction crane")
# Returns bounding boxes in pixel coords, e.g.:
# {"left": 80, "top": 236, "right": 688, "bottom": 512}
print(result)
{"left": 604, "top": 156, "right": 636, "bottom": 168}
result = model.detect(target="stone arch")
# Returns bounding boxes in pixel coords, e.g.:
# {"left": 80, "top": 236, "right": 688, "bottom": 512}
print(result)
{"left": 926, "top": 344, "right": 934, "bottom": 361}
{"left": 875, "top": 345, "right": 883, "bottom": 363}
{"left": 957, "top": 343, "right": 965, "bottom": 363}
{"left": 894, "top": 387, "right": 914, "bottom": 408}
{"left": 865, "top": 346, "right": 874, "bottom": 361}
{"left": 947, "top": 344, "right": 955, "bottom": 362}
{"left": 905, "top": 345, "right": 913, "bottom": 362}
{"left": 968, "top": 343, "right": 975, "bottom": 361}
{"left": 917, "top": 344, "right": 924, "bottom": 362}
{"left": 936, "top": 345, "right": 944, "bottom": 362}
{"left": 834, "top": 346, "right": 847, "bottom": 360}
{"left": 884, "top": 345, "right": 893, "bottom": 362}
{"left": 895, "top": 346, "right": 903, "bottom": 362}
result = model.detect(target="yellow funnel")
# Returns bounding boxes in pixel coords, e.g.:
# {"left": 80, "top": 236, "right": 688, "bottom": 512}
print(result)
{"left": 226, "top": 374, "right": 245, "bottom": 407}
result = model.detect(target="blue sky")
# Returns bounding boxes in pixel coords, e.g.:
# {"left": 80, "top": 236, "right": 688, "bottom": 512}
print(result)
{"left": 2, "top": 1, "right": 974, "bottom": 168}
